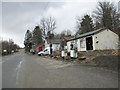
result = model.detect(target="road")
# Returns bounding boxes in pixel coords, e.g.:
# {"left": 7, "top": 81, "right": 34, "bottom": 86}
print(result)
{"left": 2, "top": 49, "right": 118, "bottom": 88}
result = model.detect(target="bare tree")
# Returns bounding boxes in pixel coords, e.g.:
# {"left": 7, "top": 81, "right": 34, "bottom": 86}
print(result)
{"left": 92, "top": 1, "right": 120, "bottom": 34}
{"left": 2, "top": 39, "right": 20, "bottom": 55}
{"left": 40, "top": 18, "right": 47, "bottom": 39}
{"left": 40, "top": 17, "right": 56, "bottom": 40}
{"left": 61, "top": 29, "right": 72, "bottom": 36}
{"left": 46, "top": 17, "right": 56, "bottom": 33}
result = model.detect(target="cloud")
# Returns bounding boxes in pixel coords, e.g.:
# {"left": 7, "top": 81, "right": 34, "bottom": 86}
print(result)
{"left": 45, "top": 2, "right": 97, "bottom": 34}
{"left": 2, "top": 2, "right": 65, "bottom": 47}
{"left": 2, "top": 1, "right": 119, "bottom": 47}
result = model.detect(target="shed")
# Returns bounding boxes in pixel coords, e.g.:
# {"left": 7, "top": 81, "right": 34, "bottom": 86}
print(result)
{"left": 45, "top": 39, "right": 61, "bottom": 51}
{"left": 67, "top": 27, "right": 119, "bottom": 52}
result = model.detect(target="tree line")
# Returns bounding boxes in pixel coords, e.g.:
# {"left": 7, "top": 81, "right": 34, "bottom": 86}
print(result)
{"left": 76, "top": 1, "right": 119, "bottom": 35}
{"left": 24, "top": 1, "right": 120, "bottom": 52}
{"left": 0, "top": 38, "right": 20, "bottom": 55}
{"left": 24, "top": 17, "right": 57, "bottom": 52}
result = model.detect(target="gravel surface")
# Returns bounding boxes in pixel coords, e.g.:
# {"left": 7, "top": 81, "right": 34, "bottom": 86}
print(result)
{"left": 82, "top": 56, "right": 119, "bottom": 72}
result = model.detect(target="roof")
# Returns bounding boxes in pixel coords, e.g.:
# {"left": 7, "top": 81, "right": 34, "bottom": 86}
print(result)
{"left": 64, "top": 36, "right": 73, "bottom": 40}
{"left": 47, "top": 39, "right": 61, "bottom": 44}
{"left": 67, "top": 27, "right": 109, "bottom": 41}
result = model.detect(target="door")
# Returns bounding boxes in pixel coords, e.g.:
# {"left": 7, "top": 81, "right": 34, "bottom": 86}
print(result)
{"left": 86, "top": 36, "right": 93, "bottom": 50}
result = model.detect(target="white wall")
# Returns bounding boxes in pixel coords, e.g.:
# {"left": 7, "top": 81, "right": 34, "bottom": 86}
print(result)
{"left": 52, "top": 44, "right": 60, "bottom": 51}
{"left": 67, "top": 40, "right": 77, "bottom": 52}
{"left": 67, "top": 41, "right": 72, "bottom": 52}
{"left": 67, "top": 38, "right": 87, "bottom": 52}
{"left": 44, "top": 40, "right": 60, "bottom": 51}
{"left": 93, "top": 29, "right": 119, "bottom": 50}
{"left": 77, "top": 39, "right": 80, "bottom": 51}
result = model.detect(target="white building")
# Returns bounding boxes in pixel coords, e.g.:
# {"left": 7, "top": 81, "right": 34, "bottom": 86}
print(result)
{"left": 45, "top": 39, "right": 61, "bottom": 51}
{"left": 67, "top": 27, "right": 119, "bottom": 52}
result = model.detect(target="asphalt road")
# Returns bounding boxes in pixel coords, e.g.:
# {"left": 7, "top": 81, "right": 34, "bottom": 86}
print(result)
{"left": 2, "top": 50, "right": 24, "bottom": 88}
{"left": 2, "top": 49, "right": 118, "bottom": 88}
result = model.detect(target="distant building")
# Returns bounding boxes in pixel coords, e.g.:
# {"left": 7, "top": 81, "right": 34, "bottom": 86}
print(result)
{"left": 67, "top": 27, "right": 119, "bottom": 52}
{"left": 45, "top": 38, "right": 61, "bottom": 51}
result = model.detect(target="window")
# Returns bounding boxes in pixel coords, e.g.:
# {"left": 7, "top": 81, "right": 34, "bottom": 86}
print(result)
{"left": 80, "top": 40, "right": 85, "bottom": 48}
{"left": 44, "top": 49, "right": 48, "bottom": 52}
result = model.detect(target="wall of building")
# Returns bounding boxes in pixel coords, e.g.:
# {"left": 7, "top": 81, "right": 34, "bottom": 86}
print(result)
{"left": 67, "top": 40, "right": 77, "bottom": 52}
{"left": 44, "top": 39, "right": 60, "bottom": 51}
{"left": 67, "top": 41, "right": 72, "bottom": 52}
{"left": 67, "top": 38, "right": 87, "bottom": 52}
{"left": 93, "top": 29, "right": 119, "bottom": 50}
{"left": 52, "top": 44, "right": 60, "bottom": 51}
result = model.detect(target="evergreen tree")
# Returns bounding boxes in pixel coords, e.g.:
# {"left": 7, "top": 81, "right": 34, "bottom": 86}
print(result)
{"left": 95, "top": 21, "right": 102, "bottom": 29}
{"left": 32, "top": 26, "right": 43, "bottom": 46}
{"left": 79, "top": 15, "right": 94, "bottom": 34}
{"left": 24, "top": 30, "right": 32, "bottom": 52}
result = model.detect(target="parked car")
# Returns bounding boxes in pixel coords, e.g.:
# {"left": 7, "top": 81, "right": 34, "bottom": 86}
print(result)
{"left": 38, "top": 47, "right": 54, "bottom": 56}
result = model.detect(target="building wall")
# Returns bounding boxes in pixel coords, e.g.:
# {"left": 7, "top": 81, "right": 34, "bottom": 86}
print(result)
{"left": 93, "top": 29, "right": 119, "bottom": 50}
{"left": 44, "top": 39, "right": 60, "bottom": 51}
{"left": 67, "top": 41, "right": 72, "bottom": 52}
{"left": 67, "top": 40, "right": 77, "bottom": 52}
{"left": 52, "top": 44, "right": 60, "bottom": 51}
{"left": 67, "top": 38, "right": 86, "bottom": 52}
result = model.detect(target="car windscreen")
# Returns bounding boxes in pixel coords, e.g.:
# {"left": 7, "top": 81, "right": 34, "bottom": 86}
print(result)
{"left": 43, "top": 49, "right": 48, "bottom": 52}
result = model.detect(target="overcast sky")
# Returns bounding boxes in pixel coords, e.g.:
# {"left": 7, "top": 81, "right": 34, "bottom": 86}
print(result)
{"left": 1, "top": 0, "right": 119, "bottom": 47}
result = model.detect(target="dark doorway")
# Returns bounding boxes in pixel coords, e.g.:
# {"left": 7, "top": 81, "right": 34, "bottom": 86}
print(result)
{"left": 86, "top": 36, "right": 93, "bottom": 50}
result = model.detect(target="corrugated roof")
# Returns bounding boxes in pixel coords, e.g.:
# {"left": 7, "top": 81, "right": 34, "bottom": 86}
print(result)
{"left": 47, "top": 39, "right": 61, "bottom": 44}
{"left": 67, "top": 27, "right": 107, "bottom": 41}
{"left": 64, "top": 36, "right": 73, "bottom": 39}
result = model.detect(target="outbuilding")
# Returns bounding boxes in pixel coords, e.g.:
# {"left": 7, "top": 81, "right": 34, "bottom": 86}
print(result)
{"left": 45, "top": 39, "right": 61, "bottom": 51}
{"left": 67, "top": 27, "right": 119, "bottom": 52}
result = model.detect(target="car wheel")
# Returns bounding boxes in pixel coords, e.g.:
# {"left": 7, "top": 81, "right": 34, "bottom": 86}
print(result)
{"left": 38, "top": 54, "right": 41, "bottom": 56}
{"left": 33, "top": 52, "right": 35, "bottom": 55}
{"left": 40, "top": 54, "right": 42, "bottom": 56}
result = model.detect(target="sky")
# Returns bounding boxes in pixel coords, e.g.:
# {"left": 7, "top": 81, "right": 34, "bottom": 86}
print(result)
{"left": 1, "top": 0, "right": 120, "bottom": 47}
